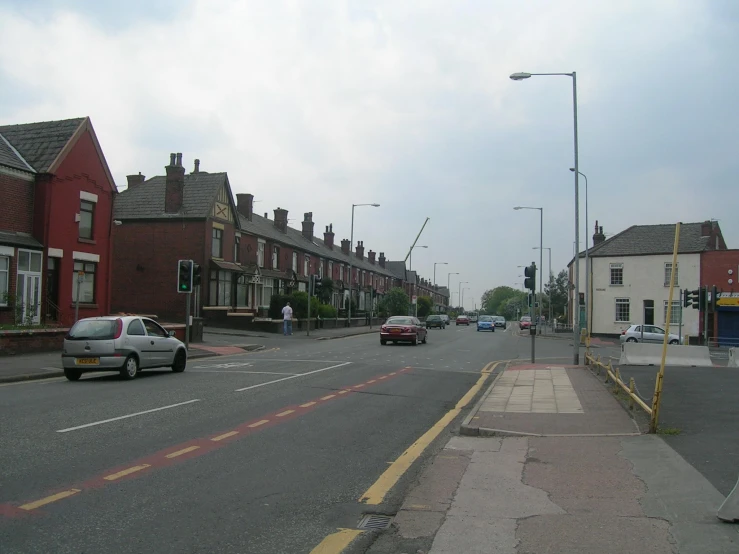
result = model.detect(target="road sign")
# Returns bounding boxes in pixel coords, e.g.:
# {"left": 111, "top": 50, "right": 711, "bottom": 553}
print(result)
{"left": 412, "top": 295, "right": 417, "bottom": 304}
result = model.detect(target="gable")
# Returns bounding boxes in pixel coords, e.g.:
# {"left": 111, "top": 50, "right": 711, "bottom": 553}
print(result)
{"left": 211, "top": 184, "right": 234, "bottom": 223}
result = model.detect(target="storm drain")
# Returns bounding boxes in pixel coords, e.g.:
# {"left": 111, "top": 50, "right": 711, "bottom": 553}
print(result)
{"left": 357, "top": 513, "right": 394, "bottom": 530}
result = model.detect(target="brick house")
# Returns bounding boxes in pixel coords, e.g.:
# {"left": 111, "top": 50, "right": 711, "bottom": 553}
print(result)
{"left": 0, "top": 117, "right": 117, "bottom": 326}
{"left": 701, "top": 248, "right": 739, "bottom": 346}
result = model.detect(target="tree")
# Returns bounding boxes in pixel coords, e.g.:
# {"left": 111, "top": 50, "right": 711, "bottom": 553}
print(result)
{"left": 379, "top": 287, "right": 410, "bottom": 317}
{"left": 416, "top": 296, "right": 433, "bottom": 318}
{"left": 545, "top": 269, "right": 570, "bottom": 319}
{"left": 481, "top": 286, "right": 520, "bottom": 315}
{"left": 499, "top": 292, "right": 528, "bottom": 320}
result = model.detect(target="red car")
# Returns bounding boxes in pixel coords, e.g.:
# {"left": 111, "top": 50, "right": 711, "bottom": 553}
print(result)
{"left": 456, "top": 315, "right": 470, "bottom": 326}
{"left": 519, "top": 316, "right": 532, "bottom": 330}
{"left": 380, "top": 316, "right": 428, "bottom": 346}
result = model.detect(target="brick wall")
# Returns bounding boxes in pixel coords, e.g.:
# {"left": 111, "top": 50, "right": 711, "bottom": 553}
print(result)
{"left": 701, "top": 250, "right": 739, "bottom": 291}
{"left": 0, "top": 173, "right": 34, "bottom": 234}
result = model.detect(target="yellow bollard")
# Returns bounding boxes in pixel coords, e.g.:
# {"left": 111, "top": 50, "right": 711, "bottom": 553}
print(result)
{"left": 629, "top": 378, "right": 636, "bottom": 411}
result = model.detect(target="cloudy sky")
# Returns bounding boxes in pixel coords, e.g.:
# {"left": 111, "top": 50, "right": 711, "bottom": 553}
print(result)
{"left": 2, "top": 0, "right": 737, "bottom": 309}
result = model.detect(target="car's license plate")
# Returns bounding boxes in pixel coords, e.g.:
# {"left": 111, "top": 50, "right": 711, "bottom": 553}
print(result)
{"left": 76, "top": 358, "right": 100, "bottom": 365}
{"left": 390, "top": 329, "right": 401, "bottom": 333}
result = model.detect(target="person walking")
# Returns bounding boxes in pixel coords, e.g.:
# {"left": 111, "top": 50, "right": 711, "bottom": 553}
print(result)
{"left": 282, "top": 301, "right": 293, "bottom": 336}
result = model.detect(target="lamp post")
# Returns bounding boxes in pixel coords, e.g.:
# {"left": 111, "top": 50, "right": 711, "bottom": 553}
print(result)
{"left": 348, "top": 203, "right": 380, "bottom": 326}
{"left": 447, "top": 272, "right": 459, "bottom": 312}
{"left": 433, "top": 262, "right": 448, "bottom": 313}
{"left": 458, "top": 281, "right": 468, "bottom": 312}
{"left": 461, "top": 287, "right": 470, "bottom": 311}
{"left": 510, "top": 70, "right": 580, "bottom": 364}
{"left": 534, "top": 246, "right": 552, "bottom": 329}
{"left": 514, "top": 206, "right": 543, "bottom": 334}
{"left": 570, "top": 168, "right": 589, "bottom": 339}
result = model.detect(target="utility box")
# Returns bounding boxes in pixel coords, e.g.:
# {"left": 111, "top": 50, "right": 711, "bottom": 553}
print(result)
{"left": 190, "top": 317, "right": 204, "bottom": 343}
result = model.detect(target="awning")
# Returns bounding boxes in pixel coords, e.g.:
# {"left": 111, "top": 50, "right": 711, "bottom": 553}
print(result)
{"left": 211, "top": 260, "right": 244, "bottom": 272}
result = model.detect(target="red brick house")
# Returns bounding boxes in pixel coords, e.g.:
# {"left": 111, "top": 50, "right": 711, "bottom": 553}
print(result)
{"left": 701, "top": 248, "right": 739, "bottom": 346}
{"left": 0, "top": 117, "right": 117, "bottom": 326}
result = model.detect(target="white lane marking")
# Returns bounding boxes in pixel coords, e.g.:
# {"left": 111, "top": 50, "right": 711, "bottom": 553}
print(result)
{"left": 209, "top": 358, "right": 346, "bottom": 364}
{"left": 56, "top": 399, "right": 201, "bottom": 433}
{"left": 190, "top": 370, "right": 299, "bottom": 375}
{"left": 234, "top": 362, "right": 352, "bottom": 392}
{"left": 42, "top": 367, "right": 61, "bottom": 371}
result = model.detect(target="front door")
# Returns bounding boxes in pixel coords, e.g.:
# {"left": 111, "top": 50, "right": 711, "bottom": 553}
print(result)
{"left": 46, "top": 257, "right": 60, "bottom": 321}
{"left": 644, "top": 300, "right": 654, "bottom": 325}
{"left": 16, "top": 250, "right": 43, "bottom": 325}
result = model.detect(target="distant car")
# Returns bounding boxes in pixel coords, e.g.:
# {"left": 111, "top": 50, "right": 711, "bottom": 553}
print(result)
{"left": 620, "top": 324, "right": 683, "bottom": 345}
{"left": 456, "top": 315, "right": 470, "bottom": 326}
{"left": 519, "top": 316, "right": 531, "bottom": 330}
{"left": 425, "top": 315, "right": 445, "bottom": 329}
{"left": 493, "top": 316, "right": 507, "bottom": 329}
{"left": 440, "top": 314, "right": 451, "bottom": 326}
{"left": 61, "top": 316, "right": 188, "bottom": 381}
{"left": 469, "top": 314, "right": 478, "bottom": 322}
{"left": 381, "top": 316, "right": 428, "bottom": 345}
{"left": 477, "top": 315, "right": 495, "bottom": 332}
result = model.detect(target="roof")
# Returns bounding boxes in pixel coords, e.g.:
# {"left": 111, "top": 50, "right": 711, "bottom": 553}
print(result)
{"left": 0, "top": 230, "right": 44, "bottom": 249}
{"left": 385, "top": 261, "right": 407, "bottom": 280}
{"left": 575, "top": 222, "right": 720, "bottom": 260}
{"left": 0, "top": 118, "right": 84, "bottom": 172}
{"left": 0, "top": 133, "right": 33, "bottom": 172}
{"left": 114, "top": 172, "right": 228, "bottom": 219}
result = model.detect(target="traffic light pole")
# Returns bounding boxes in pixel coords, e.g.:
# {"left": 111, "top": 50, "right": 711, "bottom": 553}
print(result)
{"left": 185, "top": 291, "right": 191, "bottom": 350}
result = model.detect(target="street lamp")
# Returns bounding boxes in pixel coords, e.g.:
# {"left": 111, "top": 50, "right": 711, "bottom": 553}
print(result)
{"left": 348, "top": 203, "right": 380, "bottom": 325}
{"left": 461, "top": 287, "right": 470, "bottom": 311}
{"left": 510, "top": 70, "right": 580, "bottom": 364}
{"left": 447, "top": 272, "right": 459, "bottom": 312}
{"left": 514, "top": 206, "right": 543, "bottom": 334}
{"left": 458, "top": 281, "right": 468, "bottom": 311}
{"left": 534, "top": 246, "right": 552, "bottom": 328}
{"left": 571, "top": 167, "right": 589, "bottom": 339}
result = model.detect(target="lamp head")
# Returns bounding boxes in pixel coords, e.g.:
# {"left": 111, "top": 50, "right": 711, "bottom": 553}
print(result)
{"left": 371, "top": 203, "right": 380, "bottom": 207}
{"left": 569, "top": 168, "right": 575, "bottom": 172}
{"left": 510, "top": 72, "right": 532, "bottom": 81}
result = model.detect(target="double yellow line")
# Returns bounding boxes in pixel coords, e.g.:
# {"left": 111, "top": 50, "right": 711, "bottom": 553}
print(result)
{"left": 309, "top": 360, "right": 502, "bottom": 553}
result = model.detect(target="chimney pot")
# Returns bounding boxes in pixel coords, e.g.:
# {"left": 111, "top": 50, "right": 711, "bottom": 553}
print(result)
{"left": 193, "top": 159, "right": 200, "bottom": 173}
{"left": 126, "top": 173, "right": 146, "bottom": 188}
{"left": 355, "top": 241, "right": 365, "bottom": 260}
{"left": 324, "top": 224, "right": 335, "bottom": 249}
{"left": 169, "top": 153, "right": 176, "bottom": 166}
{"left": 301, "top": 212, "right": 315, "bottom": 240}
{"left": 176, "top": 152, "right": 182, "bottom": 166}
{"left": 592, "top": 222, "right": 606, "bottom": 246}
{"left": 165, "top": 153, "right": 185, "bottom": 213}
{"left": 341, "top": 239, "right": 351, "bottom": 255}
{"left": 274, "top": 207, "right": 288, "bottom": 232}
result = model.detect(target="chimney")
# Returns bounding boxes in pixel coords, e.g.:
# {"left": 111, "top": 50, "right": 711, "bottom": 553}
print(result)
{"left": 192, "top": 159, "right": 200, "bottom": 174}
{"left": 264, "top": 212, "right": 268, "bottom": 218}
{"left": 236, "top": 193, "right": 254, "bottom": 221}
{"left": 701, "top": 220, "right": 712, "bottom": 237}
{"left": 165, "top": 152, "right": 185, "bottom": 213}
{"left": 379, "top": 252, "right": 386, "bottom": 268}
{"left": 302, "top": 212, "right": 314, "bottom": 241}
{"left": 355, "top": 240, "right": 365, "bottom": 260}
{"left": 126, "top": 172, "right": 145, "bottom": 188}
{"left": 592, "top": 220, "right": 606, "bottom": 246}
{"left": 341, "top": 239, "right": 351, "bottom": 255}
{"left": 273, "top": 207, "right": 288, "bottom": 232}
{"left": 368, "top": 250, "right": 376, "bottom": 264}
{"left": 324, "top": 224, "right": 335, "bottom": 249}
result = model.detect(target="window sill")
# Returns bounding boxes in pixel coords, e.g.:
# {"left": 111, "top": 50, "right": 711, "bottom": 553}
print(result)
{"left": 609, "top": 284, "right": 624, "bottom": 287}
{"left": 70, "top": 303, "right": 98, "bottom": 309}
{"left": 78, "top": 238, "right": 96, "bottom": 245}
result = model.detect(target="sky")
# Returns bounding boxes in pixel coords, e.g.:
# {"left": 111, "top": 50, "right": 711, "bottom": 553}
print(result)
{"left": 1, "top": 0, "right": 738, "bottom": 310}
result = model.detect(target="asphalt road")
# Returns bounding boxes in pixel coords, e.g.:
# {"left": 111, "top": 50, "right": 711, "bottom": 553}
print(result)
{"left": 0, "top": 323, "right": 576, "bottom": 554}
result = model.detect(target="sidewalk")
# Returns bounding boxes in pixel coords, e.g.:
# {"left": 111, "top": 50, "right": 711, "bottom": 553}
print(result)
{"left": 373, "top": 362, "right": 738, "bottom": 554}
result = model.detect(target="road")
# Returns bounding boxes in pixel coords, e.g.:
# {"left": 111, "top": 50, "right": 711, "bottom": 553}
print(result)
{"left": 0, "top": 323, "right": 577, "bottom": 553}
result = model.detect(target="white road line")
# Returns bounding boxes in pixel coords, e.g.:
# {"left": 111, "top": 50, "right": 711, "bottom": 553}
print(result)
{"left": 42, "top": 367, "right": 61, "bottom": 371}
{"left": 234, "top": 362, "right": 352, "bottom": 392}
{"left": 207, "top": 358, "right": 346, "bottom": 364}
{"left": 56, "top": 399, "right": 201, "bottom": 433}
{"left": 189, "top": 370, "right": 299, "bottom": 375}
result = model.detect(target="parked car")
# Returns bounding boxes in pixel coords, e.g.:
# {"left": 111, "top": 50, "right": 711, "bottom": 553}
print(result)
{"left": 519, "top": 316, "right": 532, "bottom": 330}
{"left": 469, "top": 314, "right": 478, "bottom": 323}
{"left": 456, "top": 315, "right": 470, "bottom": 326}
{"left": 477, "top": 315, "right": 495, "bottom": 332}
{"left": 440, "top": 314, "right": 451, "bottom": 326}
{"left": 380, "top": 316, "right": 428, "bottom": 345}
{"left": 619, "top": 324, "right": 683, "bottom": 345}
{"left": 425, "top": 315, "right": 445, "bottom": 329}
{"left": 493, "top": 316, "right": 507, "bottom": 329}
{"left": 61, "top": 316, "right": 188, "bottom": 381}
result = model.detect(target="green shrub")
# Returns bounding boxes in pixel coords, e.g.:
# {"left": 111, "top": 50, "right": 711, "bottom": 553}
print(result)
{"left": 318, "top": 304, "right": 338, "bottom": 318}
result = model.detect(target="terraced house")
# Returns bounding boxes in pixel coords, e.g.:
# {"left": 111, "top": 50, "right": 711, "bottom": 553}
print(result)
{"left": 111, "top": 153, "right": 429, "bottom": 328}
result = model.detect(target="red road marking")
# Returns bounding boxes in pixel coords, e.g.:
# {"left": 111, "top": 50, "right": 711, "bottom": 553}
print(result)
{"left": 0, "top": 368, "right": 411, "bottom": 518}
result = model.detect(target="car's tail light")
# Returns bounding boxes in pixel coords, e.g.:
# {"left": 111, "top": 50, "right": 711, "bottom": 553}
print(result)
{"left": 403, "top": 327, "right": 411, "bottom": 333}
{"left": 621, "top": 330, "right": 626, "bottom": 335}
{"left": 114, "top": 318, "right": 123, "bottom": 339}
{"left": 381, "top": 325, "right": 387, "bottom": 331}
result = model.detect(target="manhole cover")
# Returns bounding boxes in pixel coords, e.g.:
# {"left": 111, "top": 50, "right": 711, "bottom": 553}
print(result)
{"left": 357, "top": 513, "right": 394, "bottom": 530}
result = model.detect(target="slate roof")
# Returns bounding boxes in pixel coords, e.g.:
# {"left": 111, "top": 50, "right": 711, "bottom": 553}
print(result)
{"left": 0, "top": 133, "right": 33, "bottom": 172}
{"left": 385, "top": 261, "right": 408, "bottom": 281}
{"left": 577, "top": 222, "right": 718, "bottom": 259}
{"left": 0, "top": 230, "right": 43, "bottom": 249}
{"left": 0, "top": 118, "right": 84, "bottom": 172}
{"left": 113, "top": 172, "right": 228, "bottom": 219}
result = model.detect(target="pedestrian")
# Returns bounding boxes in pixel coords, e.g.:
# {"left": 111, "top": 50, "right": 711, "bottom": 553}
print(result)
{"left": 282, "top": 301, "right": 293, "bottom": 336}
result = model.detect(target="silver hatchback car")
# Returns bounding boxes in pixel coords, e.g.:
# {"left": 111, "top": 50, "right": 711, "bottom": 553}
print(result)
{"left": 619, "top": 324, "right": 683, "bottom": 345}
{"left": 62, "top": 316, "right": 188, "bottom": 381}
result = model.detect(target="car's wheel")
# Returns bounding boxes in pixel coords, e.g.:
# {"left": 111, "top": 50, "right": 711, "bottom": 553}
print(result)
{"left": 422, "top": 333, "right": 427, "bottom": 344}
{"left": 626, "top": 337, "right": 638, "bottom": 343}
{"left": 411, "top": 336, "right": 418, "bottom": 346}
{"left": 381, "top": 339, "right": 387, "bottom": 345}
{"left": 171, "top": 349, "right": 187, "bottom": 373}
{"left": 669, "top": 339, "right": 679, "bottom": 345}
{"left": 120, "top": 355, "right": 139, "bottom": 380}
{"left": 64, "top": 368, "right": 82, "bottom": 381}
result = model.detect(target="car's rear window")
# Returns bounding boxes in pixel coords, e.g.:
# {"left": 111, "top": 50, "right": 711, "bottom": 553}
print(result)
{"left": 427, "top": 316, "right": 441, "bottom": 320}
{"left": 479, "top": 316, "right": 493, "bottom": 321}
{"left": 67, "top": 320, "right": 117, "bottom": 340}
{"left": 387, "top": 317, "right": 414, "bottom": 325}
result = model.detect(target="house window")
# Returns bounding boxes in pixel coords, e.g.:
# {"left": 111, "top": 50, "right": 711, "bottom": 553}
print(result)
{"left": 234, "top": 236, "right": 241, "bottom": 263}
{"left": 0, "top": 256, "right": 8, "bottom": 305}
{"left": 72, "top": 261, "right": 96, "bottom": 303}
{"left": 610, "top": 263, "right": 623, "bottom": 286}
{"left": 339, "top": 265, "right": 344, "bottom": 281}
{"left": 615, "top": 298, "right": 630, "bottom": 322}
{"left": 292, "top": 252, "right": 298, "bottom": 272}
{"left": 236, "top": 275, "right": 250, "bottom": 307}
{"left": 208, "top": 269, "right": 232, "bottom": 306}
{"left": 257, "top": 241, "right": 265, "bottom": 267}
{"left": 328, "top": 261, "right": 333, "bottom": 278}
{"left": 663, "top": 300, "right": 681, "bottom": 325}
{"left": 212, "top": 228, "right": 223, "bottom": 258}
{"left": 303, "top": 254, "right": 310, "bottom": 276}
{"left": 79, "top": 200, "right": 94, "bottom": 239}
{"left": 272, "top": 246, "right": 279, "bottom": 270}
{"left": 262, "top": 278, "right": 274, "bottom": 306}
{"left": 318, "top": 259, "right": 324, "bottom": 279}
{"left": 664, "top": 263, "right": 678, "bottom": 286}
{"left": 362, "top": 271, "right": 366, "bottom": 285}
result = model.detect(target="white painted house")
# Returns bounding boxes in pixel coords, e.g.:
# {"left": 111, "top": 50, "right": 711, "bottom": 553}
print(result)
{"left": 568, "top": 221, "right": 727, "bottom": 338}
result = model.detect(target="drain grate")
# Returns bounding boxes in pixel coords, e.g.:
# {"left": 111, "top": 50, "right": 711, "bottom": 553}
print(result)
{"left": 357, "top": 513, "right": 394, "bottom": 530}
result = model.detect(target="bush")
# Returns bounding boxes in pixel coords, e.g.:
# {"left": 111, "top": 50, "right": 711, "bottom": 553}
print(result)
{"left": 269, "top": 292, "right": 319, "bottom": 319}
{"left": 318, "top": 304, "right": 337, "bottom": 318}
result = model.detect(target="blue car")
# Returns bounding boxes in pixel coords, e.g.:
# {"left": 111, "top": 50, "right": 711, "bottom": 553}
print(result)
{"left": 477, "top": 315, "right": 495, "bottom": 332}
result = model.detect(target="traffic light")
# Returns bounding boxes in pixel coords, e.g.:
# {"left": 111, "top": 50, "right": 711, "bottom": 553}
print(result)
{"left": 313, "top": 276, "right": 322, "bottom": 297}
{"left": 177, "top": 260, "right": 193, "bottom": 293}
{"left": 192, "top": 263, "right": 202, "bottom": 287}
{"left": 682, "top": 288, "right": 690, "bottom": 308}
{"left": 710, "top": 285, "right": 719, "bottom": 312}
{"left": 684, "top": 288, "right": 705, "bottom": 310}
{"left": 524, "top": 263, "right": 536, "bottom": 292}
{"left": 698, "top": 287, "right": 707, "bottom": 312}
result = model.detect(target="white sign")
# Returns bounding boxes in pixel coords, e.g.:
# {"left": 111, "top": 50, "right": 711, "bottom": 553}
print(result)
{"left": 412, "top": 295, "right": 417, "bottom": 304}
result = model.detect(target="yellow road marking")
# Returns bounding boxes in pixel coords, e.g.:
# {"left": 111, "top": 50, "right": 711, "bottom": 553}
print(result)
{"left": 249, "top": 419, "right": 269, "bottom": 427}
{"left": 19, "top": 489, "right": 81, "bottom": 511}
{"left": 211, "top": 431, "right": 238, "bottom": 441}
{"left": 166, "top": 446, "right": 200, "bottom": 458}
{"left": 300, "top": 401, "right": 317, "bottom": 407}
{"left": 276, "top": 410, "right": 294, "bottom": 417}
{"left": 309, "top": 528, "right": 363, "bottom": 554}
{"left": 359, "top": 361, "right": 502, "bottom": 505}
{"left": 338, "top": 390, "right": 348, "bottom": 395}
{"left": 320, "top": 395, "right": 335, "bottom": 400}
{"left": 104, "top": 464, "right": 151, "bottom": 481}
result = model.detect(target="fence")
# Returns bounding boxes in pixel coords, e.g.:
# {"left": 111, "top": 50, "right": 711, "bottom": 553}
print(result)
{"left": 584, "top": 351, "right": 653, "bottom": 416}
